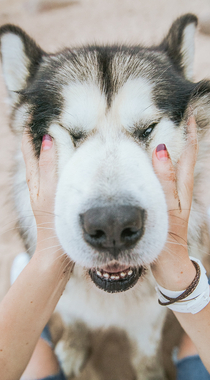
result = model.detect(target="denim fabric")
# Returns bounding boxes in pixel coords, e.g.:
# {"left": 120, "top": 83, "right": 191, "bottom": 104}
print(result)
{"left": 176, "top": 355, "right": 210, "bottom": 380}
{"left": 39, "top": 371, "right": 66, "bottom": 380}
{"left": 39, "top": 325, "right": 67, "bottom": 380}
{"left": 174, "top": 276, "right": 210, "bottom": 379}
{"left": 40, "top": 325, "right": 54, "bottom": 348}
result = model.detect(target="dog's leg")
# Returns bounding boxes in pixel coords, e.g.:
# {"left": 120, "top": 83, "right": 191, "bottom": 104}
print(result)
{"left": 135, "top": 356, "right": 166, "bottom": 380}
{"left": 55, "top": 322, "right": 92, "bottom": 378}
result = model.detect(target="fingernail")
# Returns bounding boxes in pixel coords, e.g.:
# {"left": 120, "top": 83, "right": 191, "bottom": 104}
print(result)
{"left": 42, "top": 134, "right": 52, "bottom": 151}
{"left": 156, "top": 144, "right": 168, "bottom": 161}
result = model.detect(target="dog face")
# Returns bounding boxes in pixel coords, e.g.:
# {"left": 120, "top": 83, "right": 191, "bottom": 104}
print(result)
{"left": 1, "top": 14, "right": 210, "bottom": 293}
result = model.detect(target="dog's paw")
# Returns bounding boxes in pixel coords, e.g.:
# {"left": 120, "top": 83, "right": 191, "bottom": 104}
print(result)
{"left": 55, "top": 340, "right": 88, "bottom": 377}
{"left": 55, "top": 323, "right": 91, "bottom": 378}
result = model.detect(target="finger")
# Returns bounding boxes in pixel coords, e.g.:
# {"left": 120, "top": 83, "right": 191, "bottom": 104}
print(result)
{"left": 21, "top": 129, "right": 39, "bottom": 201}
{"left": 177, "top": 116, "right": 198, "bottom": 209}
{"left": 38, "top": 135, "right": 57, "bottom": 196}
{"left": 152, "top": 144, "right": 179, "bottom": 211}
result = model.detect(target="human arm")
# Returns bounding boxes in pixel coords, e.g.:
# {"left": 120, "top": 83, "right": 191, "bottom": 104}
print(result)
{"left": 151, "top": 116, "right": 210, "bottom": 372}
{"left": 0, "top": 133, "right": 73, "bottom": 380}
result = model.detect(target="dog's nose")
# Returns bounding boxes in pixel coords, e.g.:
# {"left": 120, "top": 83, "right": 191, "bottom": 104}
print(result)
{"left": 80, "top": 206, "right": 145, "bottom": 256}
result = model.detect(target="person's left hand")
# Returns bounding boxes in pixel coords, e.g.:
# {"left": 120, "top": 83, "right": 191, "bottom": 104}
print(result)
{"left": 21, "top": 132, "right": 72, "bottom": 269}
{"left": 151, "top": 116, "right": 198, "bottom": 291}
{"left": 22, "top": 133, "right": 56, "bottom": 230}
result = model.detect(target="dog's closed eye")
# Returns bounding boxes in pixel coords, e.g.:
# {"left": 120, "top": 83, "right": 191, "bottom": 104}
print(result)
{"left": 70, "top": 131, "right": 86, "bottom": 146}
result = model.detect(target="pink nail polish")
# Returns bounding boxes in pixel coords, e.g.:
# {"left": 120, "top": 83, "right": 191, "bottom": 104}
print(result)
{"left": 42, "top": 134, "right": 52, "bottom": 150}
{"left": 156, "top": 144, "right": 168, "bottom": 161}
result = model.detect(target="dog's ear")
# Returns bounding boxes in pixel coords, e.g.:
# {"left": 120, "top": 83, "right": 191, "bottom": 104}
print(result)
{"left": 0, "top": 24, "right": 44, "bottom": 104}
{"left": 187, "top": 80, "right": 210, "bottom": 133}
{"left": 159, "top": 14, "right": 198, "bottom": 81}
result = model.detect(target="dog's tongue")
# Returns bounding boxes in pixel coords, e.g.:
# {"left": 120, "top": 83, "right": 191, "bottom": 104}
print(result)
{"left": 100, "top": 262, "right": 129, "bottom": 273}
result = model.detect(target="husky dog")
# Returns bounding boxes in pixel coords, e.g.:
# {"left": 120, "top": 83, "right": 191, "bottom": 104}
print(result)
{"left": 1, "top": 14, "right": 210, "bottom": 379}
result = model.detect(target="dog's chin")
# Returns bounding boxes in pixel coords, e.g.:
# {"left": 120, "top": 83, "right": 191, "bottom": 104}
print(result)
{"left": 89, "top": 262, "right": 145, "bottom": 293}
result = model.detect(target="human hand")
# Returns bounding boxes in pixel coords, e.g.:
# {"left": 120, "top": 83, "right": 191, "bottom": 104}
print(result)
{"left": 22, "top": 133, "right": 56, "bottom": 229}
{"left": 151, "top": 116, "right": 198, "bottom": 291}
{"left": 21, "top": 132, "right": 72, "bottom": 270}
{"left": 0, "top": 134, "right": 73, "bottom": 380}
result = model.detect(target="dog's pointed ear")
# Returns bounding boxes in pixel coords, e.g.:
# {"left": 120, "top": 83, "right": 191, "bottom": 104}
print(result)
{"left": 159, "top": 14, "right": 198, "bottom": 80}
{"left": 0, "top": 24, "right": 44, "bottom": 104}
{"left": 187, "top": 80, "right": 210, "bottom": 133}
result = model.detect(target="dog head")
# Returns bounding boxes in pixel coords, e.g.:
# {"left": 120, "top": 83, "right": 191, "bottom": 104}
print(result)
{"left": 1, "top": 14, "right": 210, "bottom": 293}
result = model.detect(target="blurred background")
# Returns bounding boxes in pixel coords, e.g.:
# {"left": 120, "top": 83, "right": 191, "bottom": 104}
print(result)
{"left": 1, "top": 0, "right": 210, "bottom": 301}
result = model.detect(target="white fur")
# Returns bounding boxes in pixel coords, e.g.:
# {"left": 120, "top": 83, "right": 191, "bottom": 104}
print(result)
{"left": 55, "top": 78, "right": 168, "bottom": 268}
{"left": 50, "top": 78, "right": 184, "bottom": 374}
{"left": 10, "top": 75, "right": 199, "bottom": 377}
{"left": 55, "top": 338, "right": 87, "bottom": 377}
{"left": 12, "top": 104, "right": 31, "bottom": 133}
{"left": 116, "top": 78, "right": 159, "bottom": 128}
{"left": 61, "top": 82, "right": 107, "bottom": 133}
{"left": 1, "top": 34, "right": 30, "bottom": 102}
{"left": 56, "top": 267, "right": 166, "bottom": 357}
{"left": 181, "top": 23, "right": 196, "bottom": 80}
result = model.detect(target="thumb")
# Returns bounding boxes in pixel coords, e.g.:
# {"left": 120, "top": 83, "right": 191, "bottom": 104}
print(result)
{"left": 152, "top": 144, "right": 179, "bottom": 211}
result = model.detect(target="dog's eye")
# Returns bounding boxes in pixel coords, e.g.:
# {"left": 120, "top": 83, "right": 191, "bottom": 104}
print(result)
{"left": 141, "top": 123, "right": 157, "bottom": 139}
{"left": 70, "top": 131, "right": 85, "bottom": 144}
{"left": 134, "top": 122, "right": 158, "bottom": 141}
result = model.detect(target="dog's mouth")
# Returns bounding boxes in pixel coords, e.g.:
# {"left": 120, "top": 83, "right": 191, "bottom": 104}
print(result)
{"left": 89, "top": 263, "right": 144, "bottom": 293}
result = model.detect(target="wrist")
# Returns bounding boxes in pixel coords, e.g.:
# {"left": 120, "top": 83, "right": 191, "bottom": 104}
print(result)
{"left": 35, "top": 228, "right": 63, "bottom": 259}
{"left": 151, "top": 257, "right": 196, "bottom": 291}
{"left": 33, "top": 247, "right": 73, "bottom": 280}
{"left": 155, "top": 257, "right": 210, "bottom": 314}
{"left": 33, "top": 226, "right": 74, "bottom": 282}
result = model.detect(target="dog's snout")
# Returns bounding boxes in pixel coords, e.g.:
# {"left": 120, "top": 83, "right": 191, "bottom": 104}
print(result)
{"left": 80, "top": 205, "right": 145, "bottom": 256}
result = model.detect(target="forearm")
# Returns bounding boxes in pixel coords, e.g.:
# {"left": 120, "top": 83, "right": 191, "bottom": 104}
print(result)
{"left": 174, "top": 304, "right": 210, "bottom": 373}
{"left": 150, "top": 119, "right": 210, "bottom": 369}
{"left": 0, "top": 250, "right": 72, "bottom": 380}
{"left": 152, "top": 256, "right": 210, "bottom": 373}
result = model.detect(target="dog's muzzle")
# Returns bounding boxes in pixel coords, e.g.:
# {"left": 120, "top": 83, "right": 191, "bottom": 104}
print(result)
{"left": 80, "top": 205, "right": 145, "bottom": 292}
{"left": 89, "top": 265, "right": 144, "bottom": 293}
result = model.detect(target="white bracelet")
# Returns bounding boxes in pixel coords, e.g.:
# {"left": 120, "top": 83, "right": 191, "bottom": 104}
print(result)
{"left": 155, "top": 257, "right": 210, "bottom": 314}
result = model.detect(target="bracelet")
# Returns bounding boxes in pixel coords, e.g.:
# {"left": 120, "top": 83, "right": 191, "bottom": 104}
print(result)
{"left": 158, "top": 260, "right": 200, "bottom": 306}
{"left": 155, "top": 257, "right": 210, "bottom": 314}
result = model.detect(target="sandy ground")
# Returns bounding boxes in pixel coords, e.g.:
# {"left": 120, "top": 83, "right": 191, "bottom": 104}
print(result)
{"left": 0, "top": 0, "right": 210, "bottom": 376}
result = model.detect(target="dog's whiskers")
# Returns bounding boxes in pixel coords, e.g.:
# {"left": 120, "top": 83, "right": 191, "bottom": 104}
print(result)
{"left": 168, "top": 231, "right": 187, "bottom": 244}
{"left": 165, "top": 240, "right": 187, "bottom": 248}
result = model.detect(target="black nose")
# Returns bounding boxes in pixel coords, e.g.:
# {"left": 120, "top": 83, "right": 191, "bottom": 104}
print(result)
{"left": 80, "top": 206, "right": 145, "bottom": 257}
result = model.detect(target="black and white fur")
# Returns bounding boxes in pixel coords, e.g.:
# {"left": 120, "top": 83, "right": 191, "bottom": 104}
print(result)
{"left": 1, "top": 14, "right": 210, "bottom": 379}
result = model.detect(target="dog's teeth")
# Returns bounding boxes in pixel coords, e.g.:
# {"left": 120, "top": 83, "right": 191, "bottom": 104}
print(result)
{"left": 110, "top": 274, "right": 120, "bottom": 281}
{"left": 120, "top": 272, "right": 126, "bottom": 278}
{"left": 128, "top": 270, "right": 133, "bottom": 276}
{"left": 96, "top": 270, "right": 102, "bottom": 277}
{"left": 103, "top": 273, "right": 110, "bottom": 279}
